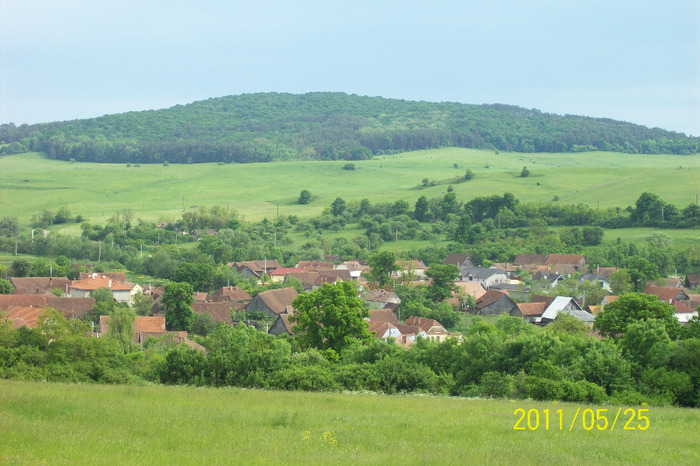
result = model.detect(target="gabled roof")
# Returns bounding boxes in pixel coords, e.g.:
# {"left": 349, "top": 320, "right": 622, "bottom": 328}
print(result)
{"left": 544, "top": 254, "right": 585, "bottom": 266}
{"left": 70, "top": 274, "right": 132, "bottom": 291}
{"left": 364, "top": 289, "right": 400, "bottom": 303}
{"left": 443, "top": 253, "right": 471, "bottom": 266}
{"left": 517, "top": 302, "right": 547, "bottom": 317}
{"left": 596, "top": 267, "right": 619, "bottom": 279}
{"left": 532, "top": 271, "right": 564, "bottom": 282}
{"left": 369, "top": 321, "right": 400, "bottom": 339}
{"left": 368, "top": 309, "right": 400, "bottom": 325}
{"left": 514, "top": 254, "right": 548, "bottom": 266}
{"left": 0, "top": 294, "right": 49, "bottom": 310}
{"left": 396, "top": 259, "right": 427, "bottom": 270}
{"left": 254, "top": 288, "right": 298, "bottom": 315}
{"left": 4, "top": 306, "right": 48, "bottom": 328}
{"left": 192, "top": 302, "right": 238, "bottom": 324}
{"left": 454, "top": 281, "right": 486, "bottom": 299}
{"left": 405, "top": 316, "right": 448, "bottom": 334}
{"left": 193, "top": 292, "right": 209, "bottom": 301}
{"left": 686, "top": 273, "right": 700, "bottom": 286}
{"left": 232, "top": 260, "right": 280, "bottom": 275}
{"left": 270, "top": 267, "right": 303, "bottom": 276}
{"left": 209, "top": 286, "right": 252, "bottom": 302}
{"left": 475, "top": 290, "right": 509, "bottom": 308}
{"left": 296, "top": 261, "right": 335, "bottom": 271}
{"left": 47, "top": 297, "right": 96, "bottom": 319}
{"left": 643, "top": 286, "right": 689, "bottom": 303}
{"left": 541, "top": 296, "right": 583, "bottom": 321}
{"left": 461, "top": 267, "right": 506, "bottom": 279}
{"left": 10, "top": 277, "right": 72, "bottom": 294}
{"left": 271, "top": 314, "right": 295, "bottom": 335}
{"left": 78, "top": 272, "right": 127, "bottom": 282}
{"left": 100, "top": 315, "right": 166, "bottom": 334}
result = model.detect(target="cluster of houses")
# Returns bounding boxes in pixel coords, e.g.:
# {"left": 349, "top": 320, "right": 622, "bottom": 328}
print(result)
{"left": 2, "top": 255, "right": 699, "bottom": 351}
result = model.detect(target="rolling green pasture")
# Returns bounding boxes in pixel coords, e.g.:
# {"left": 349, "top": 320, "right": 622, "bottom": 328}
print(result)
{"left": 1, "top": 380, "right": 698, "bottom": 464}
{"left": 2, "top": 150, "right": 699, "bottom": 226}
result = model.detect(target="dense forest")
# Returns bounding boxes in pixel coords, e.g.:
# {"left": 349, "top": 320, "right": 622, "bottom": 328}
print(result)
{"left": 1, "top": 93, "right": 698, "bottom": 162}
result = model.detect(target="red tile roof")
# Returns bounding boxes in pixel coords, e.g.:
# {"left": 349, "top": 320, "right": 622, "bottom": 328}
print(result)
{"left": 517, "top": 302, "right": 547, "bottom": 317}
{"left": 10, "top": 277, "right": 72, "bottom": 295}
{"left": 70, "top": 274, "right": 132, "bottom": 291}
{"left": 4, "top": 306, "right": 48, "bottom": 328}
{"left": 368, "top": 309, "right": 400, "bottom": 325}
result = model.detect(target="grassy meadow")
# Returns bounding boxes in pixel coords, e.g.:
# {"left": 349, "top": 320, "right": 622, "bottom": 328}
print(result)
{"left": 1, "top": 380, "right": 698, "bottom": 465}
{"left": 2, "top": 150, "right": 699, "bottom": 227}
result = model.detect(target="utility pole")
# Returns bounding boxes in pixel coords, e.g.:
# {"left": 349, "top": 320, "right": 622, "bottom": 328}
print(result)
{"left": 98, "top": 241, "right": 102, "bottom": 262}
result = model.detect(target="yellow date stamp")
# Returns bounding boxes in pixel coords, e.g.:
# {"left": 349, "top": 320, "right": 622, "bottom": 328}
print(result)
{"left": 513, "top": 407, "right": 650, "bottom": 431}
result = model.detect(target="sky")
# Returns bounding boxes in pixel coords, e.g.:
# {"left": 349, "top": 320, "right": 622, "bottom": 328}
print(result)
{"left": 1, "top": 0, "right": 699, "bottom": 135}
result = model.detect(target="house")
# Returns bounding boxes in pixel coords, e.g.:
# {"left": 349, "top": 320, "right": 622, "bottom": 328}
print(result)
{"left": 191, "top": 302, "right": 241, "bottom": 325}
{"left": 474, "top": 290, "right": 517, "bottom": 316}
{"left": 69, "top": 274, "right": 135, "bottom": 305}
{"left": 459, "top": 267, "right": 508, "bottom": 289}
{"left": 578, "top": 273, "right": 612, "bottom": 292}
{"left": 208, "top": 286, "right": 252, "bottom": 304}
{"left": 285, "top": 270, "right": 352, "bottom": 291}
{"left": 532, "top": 271, "right": 566, "bottom": 289}
{"left": 193, "top": 292, "right": 209, "bottom": 301}
{"left": 514, "top": 296, "right": 592, "bottom": 325}
{"left": 643, "top": 286, "right": 691, "bottom": 304}
{"left": 544, "top": 254, "right": 587, "bottom": 274}
{"left": 99, "top": 314, "right": 205, "bottom": 351}
{"left": 231, "top": 260, "right": 280, "bottom": 279}
{"left": 0, "top": 294, "right": 51, "bottom": 311}
{"left": 4, "top": 306, "right": 48, "bottom": 328}
{"left": 0, "top": 294, "right": 95, "bottom": 320}
{"left": 9, "top": 277, "right": 72, "bottom": 295}
{"left": 685, "top": 274, "right": 700, "bottom": 289}
{"left": 296, "top": 261, "right": 335, "bottom": 272}
{"left": 269, "top": 313, "right": 295, "bottom": 336}
{"left": 192, "top": 229, "right": 216, "bottom": 238}
{"left": 78, "top": 272, "right": 127, "bottom": 282}
{"left": 394, "top": 259, "right": 428, "bottom": 281}
{"left": 269, "top": 268, "right": 303, "bottom": 283}
{"left": 363, "top": 289, "right": 401, "bottom": 309}
{"left": 245, "top": 287, "right": 298, "bottom": 319}
{"left": 490, "top": 262, "right": 520, "bottom": 277}
{"left": 405, "top": 316, "right": 451, "bottom": 342}
{"left": 368, "top": 308, "right": 401, "bottom": 325}
{"left": 443, "top": 253, "right": 473, "bottom": 269}
{"left": 673, "top": 301, "right": 699, "bottom": 324}
{"left": 336, "top": 260, "right": 368, "bottom": 279}
{"left": 513, "top": 254, "right": 548, "bottom": 270}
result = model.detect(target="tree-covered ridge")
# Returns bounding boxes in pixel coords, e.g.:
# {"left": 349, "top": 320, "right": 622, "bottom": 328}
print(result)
{"left": 1, "top": 92, "right": 698, "bottom": 162}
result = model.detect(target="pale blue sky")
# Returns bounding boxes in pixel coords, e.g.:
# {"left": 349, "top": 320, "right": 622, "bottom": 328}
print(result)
{"left": 2, "top": 0, "right": 699, "bottom": 135}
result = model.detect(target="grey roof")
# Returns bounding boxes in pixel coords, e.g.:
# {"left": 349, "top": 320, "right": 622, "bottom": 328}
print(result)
{"left": 461, "top": 267, "right": 506, "bottom": 279}
{"left": 559, "top": 309, "right": 596, "bottom": 323}
{"left": 541, "top": 296, "right": 582, "bottom": 321}
{"left": 578, "top": 273, "right": 608, "bottom": 283}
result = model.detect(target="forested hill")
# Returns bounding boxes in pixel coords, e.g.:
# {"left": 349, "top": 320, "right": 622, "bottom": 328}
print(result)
{"left": 1, "top": 92, "right": 698, "bottom": 163}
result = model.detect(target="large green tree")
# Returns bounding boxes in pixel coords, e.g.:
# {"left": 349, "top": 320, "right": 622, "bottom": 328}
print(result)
{"left": 425, "top": 264, "right": 460, "bottom": 303}
{"left": 163, "top": 281, "right": 195, "bottom": 331}
{"left": 594, "top": 292, "right": 681, "bottom": 339}
{"left": 290, "top": 281, "right": 373, "bottom": 359}
{"left": 368, "top": 251, "right": 399, "bottom": 288}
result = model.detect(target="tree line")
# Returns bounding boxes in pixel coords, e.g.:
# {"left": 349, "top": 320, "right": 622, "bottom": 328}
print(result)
{"left": 2, "top": 93, "right": 698, "bottom": 162}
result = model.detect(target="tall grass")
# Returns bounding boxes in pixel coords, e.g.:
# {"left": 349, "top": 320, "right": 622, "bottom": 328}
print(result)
{"left": 1, "top": 380, "right": 698, "bottom": 464}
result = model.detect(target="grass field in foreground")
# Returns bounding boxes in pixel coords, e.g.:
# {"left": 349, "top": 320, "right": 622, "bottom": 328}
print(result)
{"left": 1, "top": 380, "right": 698, "bottom": 464}
{"left": 1, "top": 149, "right": 699, "bottom": 225}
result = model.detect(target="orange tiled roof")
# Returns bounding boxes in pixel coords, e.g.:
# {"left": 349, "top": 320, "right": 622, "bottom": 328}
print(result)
{"left": 70, "top": 274, "right": 132, "bottom": 291}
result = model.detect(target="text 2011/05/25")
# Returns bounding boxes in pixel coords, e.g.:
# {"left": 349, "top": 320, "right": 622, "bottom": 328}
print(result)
{"left": 513, "top": 407, "right": 650, "bottom": 431}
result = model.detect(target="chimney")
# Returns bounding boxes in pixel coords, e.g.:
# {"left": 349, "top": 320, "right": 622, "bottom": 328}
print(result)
{"left": 108, "top": 279, "right": 112, "bottom": 288}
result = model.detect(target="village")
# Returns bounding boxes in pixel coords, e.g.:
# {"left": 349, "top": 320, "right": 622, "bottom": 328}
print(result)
{"left": 3, "top": 252, "right": 699, "bottom": 351}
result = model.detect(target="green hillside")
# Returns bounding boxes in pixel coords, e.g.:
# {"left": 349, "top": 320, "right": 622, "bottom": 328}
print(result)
{"left": 1, "top": 149, "right": 699, "bottom": 225}
{"left": 1, "top": 92, "right": 698, "bottom": 163}
{"left": 2, "top": 380, "right": 698, "bottom": 464}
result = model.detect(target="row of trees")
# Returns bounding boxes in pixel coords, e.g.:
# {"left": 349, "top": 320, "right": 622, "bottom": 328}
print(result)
{"left": 2, "top": 93, "right": 698, "bottom": 163}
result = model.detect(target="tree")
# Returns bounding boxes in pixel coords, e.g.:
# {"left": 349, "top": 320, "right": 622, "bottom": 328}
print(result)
{"left": 290, "top": 281, "right": 372, "bottom": 359}
{"left": 298, "top": 189, "right": 312, "bottom": 205}
{"left": 414, "top": 195, "right": 430, "bottom": 222}
{"left": 162, "top": 281, "right": 195, "bottom": 331}
{"left": 609, "top": 269, "right": 634, "bottom": 295}
{"left": 368, "top": 251, "right": 399, "bottom": 288}
{"left": 624, "top": 257, "right": 660, "bottom": 291}
{"left": 0, "top": 278, "right": 13, "bottom": 294}
{"left": 594, "top": 292, "right": 681, "bottom": 339}
{"left": 191, "top": 312, "right": 216, "bottom": 336}
{"left": 108, "top": 306, "right": 137, "bottom": 353}
{"left": 331, "top": 197, "right": 347, "bottom": 216}
{"left": 520, "top": 166, "right": 530, "bottom": 177}
{"left": 11, "top": 259, "right": 30, "bottom": 277}
{"left": 464, "top": 169, "right": 475, "bottom": 180}
{"left": 425, "top": 264, "right": 459, "bottom": 303}
{"left": 132, "top": 292, "right": 155, "bottom": 316}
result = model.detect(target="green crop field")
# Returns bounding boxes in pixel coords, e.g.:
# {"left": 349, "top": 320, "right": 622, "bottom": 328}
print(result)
{"left": 1, "top": 380, "right": 698, "bottom": 464}
{"left": 2, "top": 150, "right": 699, "bottom": 226}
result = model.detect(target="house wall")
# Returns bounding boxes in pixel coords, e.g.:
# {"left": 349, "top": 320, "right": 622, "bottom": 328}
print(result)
{"left": 478, "top": 297, "right": 516, "bottom": 316}
{"left": 246, "top": 295, "right": 277, "bottom": 319}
